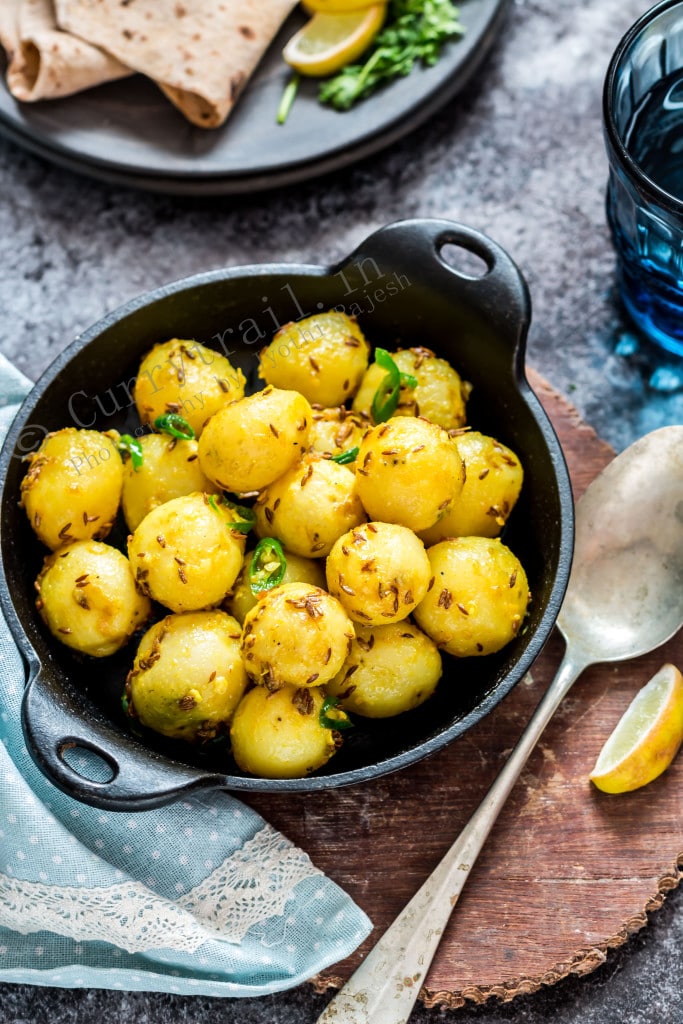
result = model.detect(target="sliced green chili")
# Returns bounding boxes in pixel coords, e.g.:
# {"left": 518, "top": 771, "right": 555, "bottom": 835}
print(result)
{"left": 224, "top": 498, "right": 256, "bottom": 533}
{"left": 249, "top": 537, "right": 287, "bottom": 594}
{"left": 117, "top": 434, "right": 144, "bottom": 471}
{"left": 208, "top": 495, "right": 256, "bottom": 534}
{"left": 330, "top": 446, "right": 359, "bottom": 465}
{"left": 319, "top": 695, "right": 353, "bottom": 731}
{"left": 154, "top": 413, "right": 196, "bottom": 441}
{"left": 370, "top": 348, "right": 418, "bottom": 423}
{"left": 277, "top": 73, "right": 300, "bottom": 125}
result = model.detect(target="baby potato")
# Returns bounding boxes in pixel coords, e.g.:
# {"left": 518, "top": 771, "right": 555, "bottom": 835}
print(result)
{"left": 352, "top": 347, "right": 470, "bottom": 429}
{"left": 21, "top": 428, "right": 123, "bottom": 550}
{"left": 355, "top": 417, "right": 465, "bottom": 532}
{"left": 326, "top": 521, "right": 431, "bottom": 625}
{"left": 226, "top": 548, "right": 326, "bottom": 624}
{"left": 327, "top": 621, "right": 442, "bottom": 717}
{"left": 121, "top": 433, "right": 220, "bottom": 532}
{"left": 240, "top": 582, "right": 354, "bottom": 689}
{"left": 308, "top": 406, "right": 369, "bottom": 460}
{"left": 413, "top": 537, "right": 530, "bottom": 657}
{"left": 230, "top": 683, "right": 340, "bottom": 779}
{"left": 133, "top": 338, "right": 245, "bottom": 438}
{"left": 258, "top": 311, "right": 370, "bottom": 406}
{"left": 125, "top": 610, "right": 247, "bottom": 743}
{"left": 127, "top": 492, "right": 247, "bottom": 613}
{"left": 35, "top": 540, "right": 151, "bottom": 657}
{"left": 420, "top": 432, "right": 524, "bottom": 544}
{"left": 198, "top": 386, "right": 312, "bottom": 494}
{"left": 254, "top": 454, "right": 366, "bottom": 558}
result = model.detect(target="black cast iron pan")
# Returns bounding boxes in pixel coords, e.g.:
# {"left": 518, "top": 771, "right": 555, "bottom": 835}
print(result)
{"left": 0, "top": 219, "right": 574, "bottom": 810}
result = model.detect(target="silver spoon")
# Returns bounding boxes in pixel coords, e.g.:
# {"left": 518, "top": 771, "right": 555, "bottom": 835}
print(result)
{"left": 316, "top": 424, "right": 683, "bottom": 1024}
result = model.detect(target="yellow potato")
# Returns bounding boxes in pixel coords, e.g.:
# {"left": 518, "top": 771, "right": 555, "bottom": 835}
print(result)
{"left": 254, "top": 454, "right": 366, "bottom": 558}
{"left": 258, "top": 311, "right": 370, "bottom": 406}
{"left": 307, "top": 405, "right": 370, "bottom": 460}
{"left": 240, "top": 582, "right": 354, "bottom": 688}
{"left": 121, "top": 433, "right": 220, "bottom": 532}
{"left": 413, "top": 537, "right": 530, "bottom": 657}
{"left": 230, "top": 683, "right": 340, "bottom": 779}
{"left": 226, "top": 548, "right": 326, "bottom": 624}
{"left": 198, "top": 386, "right": 312, "bottom": 494}
{"left": 355, "top": 417, "right": 465, "bottom": 531}
{"left": 327, "top": 621, "right": 442, "bottom": 717}
{"left": 326, "top": 521, "right": 431, "bottom": 625}
{"left": 21, "top": 428, "right": 123, "bottom": 551}
{"left": 419, "top": 431, "right": 524, "bottom": 543}
{"left": 126, "top": 610, "right": 247, "bottom": 743}
{"left": 35, "top": 540, "right": 151, "bottom": 657}
{"left": 127, "top": 492, "right": 247, "bottom": 613}
{"left": 352, "top": 347, "right": 470, "bottom": 429}
{"left": 133, "top": 338, "right": 245, "bottom": 438}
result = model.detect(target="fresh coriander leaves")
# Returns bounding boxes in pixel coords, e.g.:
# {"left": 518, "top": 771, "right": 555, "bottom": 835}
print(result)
{"left": 318, "top": 0, "right": 464, "bottom": 112}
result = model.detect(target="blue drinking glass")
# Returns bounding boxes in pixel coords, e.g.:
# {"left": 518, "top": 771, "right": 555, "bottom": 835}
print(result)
{"left": 604, "top": 0, "right": 683, "bottom": 356}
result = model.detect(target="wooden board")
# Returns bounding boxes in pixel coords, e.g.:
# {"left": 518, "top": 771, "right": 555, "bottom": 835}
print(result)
{"left": 245, "top": 369, "right": 683, "bottom": 1009}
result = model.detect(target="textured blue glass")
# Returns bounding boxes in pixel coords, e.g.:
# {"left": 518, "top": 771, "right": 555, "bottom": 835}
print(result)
{"left": 604, "top": 0, "right": 683, "bottom": 356}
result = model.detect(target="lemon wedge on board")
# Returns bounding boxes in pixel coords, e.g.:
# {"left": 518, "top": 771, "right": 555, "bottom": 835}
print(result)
{"left": 589, "top": 662, "right": 683, "bottom": 794}
{"left": 283, "top": 6, "right": 387, "bottom": 77}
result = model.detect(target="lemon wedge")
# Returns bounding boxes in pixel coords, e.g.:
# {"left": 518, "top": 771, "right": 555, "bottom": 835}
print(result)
{"left": 589, "top": 663, "right": 683, "bottom": 794}
{"left": 302, "top": 0, "right": 381, "bottom": 11}
{"left": 283, "top": 6, "right": 387, "bottom": 77}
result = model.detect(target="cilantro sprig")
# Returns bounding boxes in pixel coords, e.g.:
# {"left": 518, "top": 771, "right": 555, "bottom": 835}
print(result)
{"left": 318, "top": 0, "right": 464, "bottom": 112}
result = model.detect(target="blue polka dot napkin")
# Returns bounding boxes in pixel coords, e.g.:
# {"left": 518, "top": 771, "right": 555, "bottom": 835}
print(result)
{"left": 0, "top": 356, "right": 371, "bottom": 996}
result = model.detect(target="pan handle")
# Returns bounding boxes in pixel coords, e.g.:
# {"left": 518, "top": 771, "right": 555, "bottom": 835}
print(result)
{"left": 337, "top": 217, "right": 532, "bottom": 358}
{"left": 22, "top": 665, "right": 223, "bottom": 812}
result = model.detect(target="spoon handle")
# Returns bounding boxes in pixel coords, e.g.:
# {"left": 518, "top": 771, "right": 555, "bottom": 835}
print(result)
{"left": 316, "top": 648, "right": 589, "bottom": 1024}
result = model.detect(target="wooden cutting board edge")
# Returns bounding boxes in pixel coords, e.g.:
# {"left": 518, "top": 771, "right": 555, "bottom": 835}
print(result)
{"left": 308, "top": 368, "right": 683, "bottom": 1009}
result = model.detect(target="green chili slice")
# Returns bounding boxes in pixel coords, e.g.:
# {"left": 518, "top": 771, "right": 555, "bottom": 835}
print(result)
{"left": 154, "top": 413, "right": 196, "bottom": 441}
{"left": 208, "top": 495, "right": 256, "bottom": 534}
{"left": 117, "top": 434, "right": 144, "bottom": 471}
{"left": 249, "top": 537, "right": 287, "bottom": 594}
{"left": 319, "top": 695, "right": 353, "bottom": 731}
{"left": 370, "top": 348, "right": 418, "bottom": 423}
{"left": 330, "top": 446, "right": 359, "bottom": 465}
{"left": 277, "top": 73, "right": 300, "bottom": 125}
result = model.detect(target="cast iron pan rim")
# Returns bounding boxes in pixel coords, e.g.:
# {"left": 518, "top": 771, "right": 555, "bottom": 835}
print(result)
{"left": 0, "top": 222, "right": 574, "bottom": 794}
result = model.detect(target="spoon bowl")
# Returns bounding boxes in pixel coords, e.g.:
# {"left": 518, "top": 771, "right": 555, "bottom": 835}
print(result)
{"left": 558, "top": 426, "right": 683, "bottom": 665}
{"left": 318, "top": 424, "right": 683, "bottom": 1024}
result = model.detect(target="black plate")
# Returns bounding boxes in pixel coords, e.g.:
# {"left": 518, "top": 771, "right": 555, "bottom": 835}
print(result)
{"left": 0, "top": 219, "right": 573, "bottom": 809}
{"left": 0, "top": 0, "right": 509, "bottom": 194}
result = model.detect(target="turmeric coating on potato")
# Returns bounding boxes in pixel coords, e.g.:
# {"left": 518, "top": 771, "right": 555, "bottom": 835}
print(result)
{"left": 198, "top": 386, "right": 312, "bottom": 494}
{"left": 121, "top": 433, "right": 220, "bottom": 532}
{"left": 327, "top": 621, "right": 442, "bottom": 718}
{"left": 254, "top": 453, "right": 366, "bottom": 559}
{"left": 258, "top": 311, "right": 370, "bottom": 407}
{"left": 21, "top": 428, "right": 123, "bottom": 551}
{"left": 125, "top": 610, "right": 247, "bottom": 743}
{"left": 230, "top": 683, "right": 341, "bottom": 779}
{"left": 419, "top": 431, "right": 524, "bottom": 544}
{"left": 326, "top": 521, "right": 431, "bottom": 625}
{"left": 354, "top": 416, "right": 465, "bottom": 532}
{"left": 127, "top": 492, "right": 246, "bottom": 613}
{"left": 413, "top": 537, "right": 530, "bottom": 657}
{"left": 35, "top": 540, "right": 151, "bottom": 657}
{"left": 240, "top": 582, "right": 354, "bottom": 689}
{"left": 133, "top": 338, "right": 245, "bottom": 438}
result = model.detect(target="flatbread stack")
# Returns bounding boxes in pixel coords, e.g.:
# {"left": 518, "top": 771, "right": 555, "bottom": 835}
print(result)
{"left": 0, "top": 0, "right": 299, "bottom": 127}
{"left": 0, "top": 0, "right": 130, "bottom": 102}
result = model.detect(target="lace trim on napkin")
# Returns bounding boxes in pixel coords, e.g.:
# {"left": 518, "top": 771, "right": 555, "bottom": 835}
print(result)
{"left": 0, "top": 824, "right": 321, "bottom": 953}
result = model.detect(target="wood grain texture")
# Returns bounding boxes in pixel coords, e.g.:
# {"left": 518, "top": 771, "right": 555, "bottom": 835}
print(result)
{"left": 245, "top": 369, "right": 683, "bottom": 1008}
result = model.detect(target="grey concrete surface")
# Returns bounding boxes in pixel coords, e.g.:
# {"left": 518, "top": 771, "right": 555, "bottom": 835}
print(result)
{"left": 0, "top": 0, "right": 682, "bottom": 1021}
